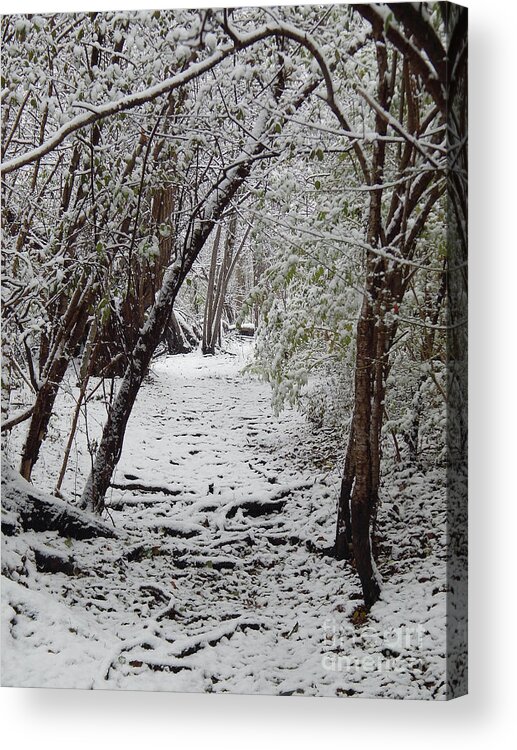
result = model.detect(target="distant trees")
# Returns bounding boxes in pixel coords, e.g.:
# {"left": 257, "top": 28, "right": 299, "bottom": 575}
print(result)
{"left": 202, "top": 214, "right": 252, "bottom": 355}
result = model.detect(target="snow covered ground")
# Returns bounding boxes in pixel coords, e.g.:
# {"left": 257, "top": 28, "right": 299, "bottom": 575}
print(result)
{"left": 1, "top": 341, "right": 447, "bottom": 698}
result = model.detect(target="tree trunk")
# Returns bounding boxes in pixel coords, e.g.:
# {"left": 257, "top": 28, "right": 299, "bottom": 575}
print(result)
{"left": 19, "top": 284, "right": 92, "bottom": 481}
{"left": 202, "top": 214, "right": 248, "bottom": 354}
{"left": 202, "top": 224, "right": 223, "bottom": 355}
{"left": 348, "top": 301, "right": 382, "bottom": 606}
{"left": 335, "top": 263, "right": 403, "bottom": 604}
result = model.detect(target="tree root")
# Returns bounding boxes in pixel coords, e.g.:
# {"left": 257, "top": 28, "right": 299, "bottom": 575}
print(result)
{"left": 1, "top": 466, "right": 116, "bottom": 540}
{"left": 110, "top": 481, "right": 181, "bottom": 496}
{"left": 99, "top": 617, "right": 263, "bottom": 683}
{"left": 33, "top": 546, "right": 82, "bottom": 576}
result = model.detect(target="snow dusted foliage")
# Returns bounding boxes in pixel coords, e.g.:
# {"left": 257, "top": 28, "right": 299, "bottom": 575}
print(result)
{"left": 244, "top": 34, "right": 448, "bottom": 460}
{"left": 2, "top": 4, "right": 362, "bottom": 418}
{"left": 246, "top": 144, "right": 365, "bottom": 415}
{"left": 1, "top": 3, "right": 465, "bottom": 696}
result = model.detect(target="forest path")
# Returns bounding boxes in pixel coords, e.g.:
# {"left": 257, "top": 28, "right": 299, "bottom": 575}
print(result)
{"left": 2, "top": 343, "right": 447, "bottom": 698}
{"left": 92, "top": 343, "right": 351, "bottom": 695}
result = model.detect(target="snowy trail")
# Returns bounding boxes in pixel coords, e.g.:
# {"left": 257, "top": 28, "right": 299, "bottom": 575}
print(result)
{"left": 2, "top": 344, "right": 447, "bottom": 698}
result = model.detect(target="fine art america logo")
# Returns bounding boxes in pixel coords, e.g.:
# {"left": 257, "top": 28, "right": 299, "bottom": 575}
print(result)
{"left": 321, "top": 617, "right": 427, "bottom": 674}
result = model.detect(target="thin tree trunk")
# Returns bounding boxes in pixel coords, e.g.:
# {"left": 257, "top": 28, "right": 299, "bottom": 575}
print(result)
{"left": 209, "top": 225, "right": 233, "bottom": 352}
{"left": 54, "top": 322, "right": 99, "bottom": 495}
{"left": 20, "top": 284, "right": 92, "bottom": 481}
{"left": 203, "top": 215, "right": 250, "bottom": 353}
{"left": 202, "top": 224, "right": 222, "bottom": 355}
